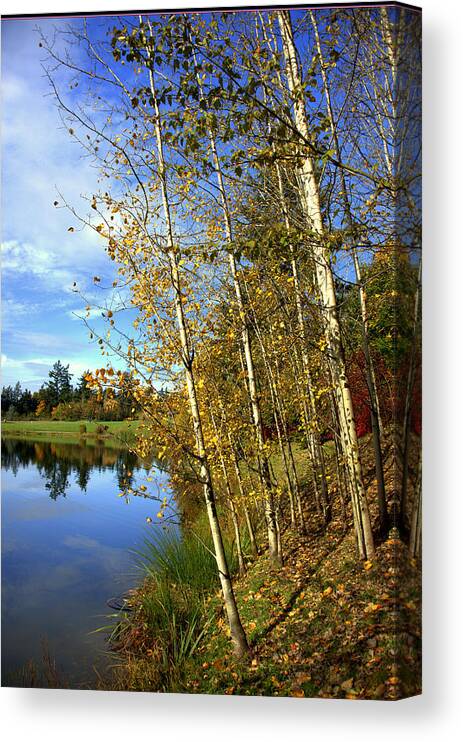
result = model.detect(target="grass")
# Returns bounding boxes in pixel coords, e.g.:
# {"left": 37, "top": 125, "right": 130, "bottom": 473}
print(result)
{"left": 178, "top": 529, "right": 421, "bottom": 700}
{"left": 1, "top": 419, "right": 140, "bottom": 444}
{"left": 135, "top": 527, "right": 232, "bottom": 592}
{"left": 100, "top": 519, "right": 243, "bottom": 692}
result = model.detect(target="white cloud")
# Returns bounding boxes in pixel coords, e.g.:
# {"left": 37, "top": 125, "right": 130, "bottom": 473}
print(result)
{"left": 1, "top": 353, "right": 95, "bottom": 389}
{"left": 1, "top": 353, "right": 23, "bottom": 369}
{"left": 2, "top": 38, "right": 114, "bottom": 288}
{"left": 1, "top": 297, "right": 40, "bottom": 317}
{"left": 1, "top": 19, "right": 129, "bottom": 390}
{"left": 2, "top": 239, "right": 77, "bottom": 290}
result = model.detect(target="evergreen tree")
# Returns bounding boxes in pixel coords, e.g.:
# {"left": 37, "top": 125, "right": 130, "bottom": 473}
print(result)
{"left": 45, "top": 361, "right": 73, "bottom": 407}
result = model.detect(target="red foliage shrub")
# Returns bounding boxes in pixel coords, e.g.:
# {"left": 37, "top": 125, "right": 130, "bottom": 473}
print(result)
{"left": 347, "top": 352, "right": 372, "bottom": 439}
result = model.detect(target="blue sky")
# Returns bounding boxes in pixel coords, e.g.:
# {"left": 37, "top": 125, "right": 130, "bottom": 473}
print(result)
{"left": 1, "top": 17, "right": 122, "bottom": 391}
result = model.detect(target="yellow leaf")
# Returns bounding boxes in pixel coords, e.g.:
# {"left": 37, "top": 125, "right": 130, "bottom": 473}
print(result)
{"left": 364, "top": 602, "right": 381, "bottom": 613}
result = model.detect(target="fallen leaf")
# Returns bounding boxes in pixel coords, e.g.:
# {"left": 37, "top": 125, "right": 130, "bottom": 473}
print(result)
{"left": 341, "top": 677, "right": 353, "bottom": 691}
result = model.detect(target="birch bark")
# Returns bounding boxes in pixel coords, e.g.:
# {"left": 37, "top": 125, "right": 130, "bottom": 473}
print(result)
{"left": 207, "top": 124, "right": 281, "bottom": 566}
{"left": 146, "top": 33, "right": 249, "bottom": 654}
{"left": 310, "top": 11, "right": 388, "bottom": 533}
{"left": 278, "top": 10, "right": 374, "bottom": 559}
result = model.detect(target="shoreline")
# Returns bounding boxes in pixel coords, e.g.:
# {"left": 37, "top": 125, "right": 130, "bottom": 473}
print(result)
{"left": 1, "top": 419, "right": 139, "bottom": 446}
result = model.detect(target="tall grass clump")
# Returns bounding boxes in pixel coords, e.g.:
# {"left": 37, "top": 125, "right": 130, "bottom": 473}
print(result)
{"left": 105, "top": 521, "right": 239, "bottom": 691}
{"left": 135, "top": 526, "right": 237, "bottom": 593}
{"left": 101, "top": 510, "right": 252, "bottom": 692}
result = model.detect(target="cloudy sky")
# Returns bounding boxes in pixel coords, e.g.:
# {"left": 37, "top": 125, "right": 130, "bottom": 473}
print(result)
{"left": 1, "top": 16, "right": 123, "bottom": 391}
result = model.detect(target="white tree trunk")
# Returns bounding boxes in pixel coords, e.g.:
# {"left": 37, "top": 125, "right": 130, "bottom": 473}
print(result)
{"left": 275, "top": 160, "right": 330, "bottom": 523}
{"left": 310, "top": 11, "right": 388, "bottom": 533}
{"left": 147, "top": 51, "right": 248, "bottom": 655}
{"left": 278, "top": 10, "right": 374, "bottom": 559}
{"left": 207, "top": 128, "right": 281, "bottom": 566}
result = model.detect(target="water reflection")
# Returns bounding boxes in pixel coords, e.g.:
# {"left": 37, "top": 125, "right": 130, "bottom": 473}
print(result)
{"left": 1, "top": 436, "right": 172, "bottom": 689}
{"left": 1, "top": 438, "right": 140, "bottom": 500}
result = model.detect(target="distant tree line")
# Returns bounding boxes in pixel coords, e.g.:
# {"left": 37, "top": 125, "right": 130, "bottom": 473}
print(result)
{"left": 1, "top": 360, "right": 141, "bottom": 421}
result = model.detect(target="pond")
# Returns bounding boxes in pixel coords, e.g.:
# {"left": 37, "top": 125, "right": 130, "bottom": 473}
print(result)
{"left": 1, "top": 436, "right": 175, "bottom": 688}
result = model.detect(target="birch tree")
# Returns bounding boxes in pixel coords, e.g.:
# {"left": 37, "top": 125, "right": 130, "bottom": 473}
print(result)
{"left": 277, "top": 10, "right": 374, "bottom": 559}
{"left": 43, "top": 16, "right": 250, "bottom": 657}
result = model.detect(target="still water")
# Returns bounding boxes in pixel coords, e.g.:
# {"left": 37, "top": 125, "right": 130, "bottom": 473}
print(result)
{"left": 1, "top": 436, "right": 173, "bottom": 688}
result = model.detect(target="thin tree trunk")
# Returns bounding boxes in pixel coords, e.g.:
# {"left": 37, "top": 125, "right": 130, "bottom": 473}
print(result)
{"left": 207, "top": 124, "right": 281, "bottom": 566}
{"left": 230, "top": 497, "right": 246, "bottom": 577}
{"left": 408, "top": 450, "right": 422, "bottom": 559}
{"left": 287, "top": 342, "right": 324, "bottom": 516}
{"left": 243, "top": 502, "right": 259, "bottom": 558}
{"left": 278, "top": 10, "right": 374, "bottom": 559}
{"left": 190, "top": 35, "right": 280, "bottom": 564}
{"left": 329, "top": 390, "right": 350, "bottom": 525}
{"left": 209, "top": 407, "right": 247, "bottom": 576}
{"left": 233, "top": 457, "right": 259, "bottom": 559}
{"left": 223, "top": 416, "right": 260, "bottom": 558}
{"left": 310, "top": 11, "right": 388, "bottom": 534}
{"left": 279, "top": 403, "right": 307, "bottom": 534}
{"left": 248, "top": 305, "right": 299, "bottom": 530}
{"left": 275, "top": 160, "right": 330, "bottom": 523}
{"left": 275, "top": 508, "right": 283, "bottom": 565}
{"left": 268, "top": 317, "right": 307, "bottom": 534}
{"left": 146, "top": 38, "right": 248, "bottom": 655}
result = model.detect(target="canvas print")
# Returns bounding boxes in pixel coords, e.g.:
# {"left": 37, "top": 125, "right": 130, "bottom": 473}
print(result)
{"left": 1, "top": 2, "right": 421, "bottom": 699}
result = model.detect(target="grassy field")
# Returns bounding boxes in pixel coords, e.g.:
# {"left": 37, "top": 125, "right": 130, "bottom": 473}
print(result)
{"left": 1, "top": 419, "right": 140, "bottom": 443}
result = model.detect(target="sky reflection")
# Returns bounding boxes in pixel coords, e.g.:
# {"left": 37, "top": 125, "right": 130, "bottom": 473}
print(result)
{"left": 1, "top": 437, "right": 176, "bottom": 688}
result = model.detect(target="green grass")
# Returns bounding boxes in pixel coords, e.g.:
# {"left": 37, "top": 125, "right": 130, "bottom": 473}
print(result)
{"left": 103, "top": 521, "right": 243, "bottom": 692}
{"left": 1, "top": 419, "right": 140, "bottom": 443}
{"left": 135, "top": 521, "right": 240, "bottom": 592}
{"left": 241, "top": 438, "right": 336, "bottom": 493}
{"left": 100, "top": 429, "right": 421, "bottom": 698}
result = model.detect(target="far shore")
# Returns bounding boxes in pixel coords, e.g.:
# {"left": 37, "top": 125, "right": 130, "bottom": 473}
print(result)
{"left": 1, "top": 419, "right": 139, "bottom": 446}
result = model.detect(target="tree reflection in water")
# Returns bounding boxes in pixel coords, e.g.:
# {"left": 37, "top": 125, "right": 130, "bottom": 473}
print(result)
{"left": 1, "top": 438, "right": 140, "bottom": 500}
